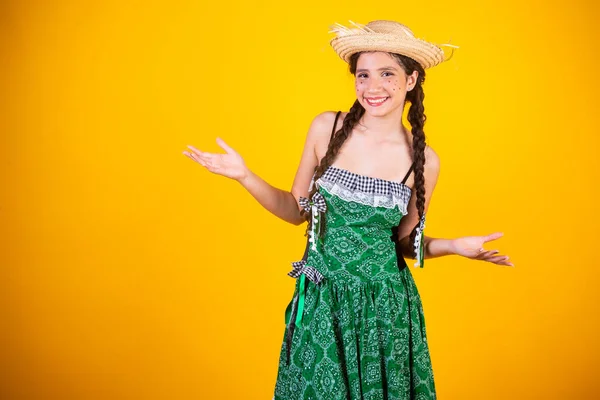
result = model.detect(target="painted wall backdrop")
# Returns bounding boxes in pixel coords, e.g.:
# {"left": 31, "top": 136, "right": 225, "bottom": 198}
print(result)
{"left": 1, "top": 0, "right": 599, "bottom": 399}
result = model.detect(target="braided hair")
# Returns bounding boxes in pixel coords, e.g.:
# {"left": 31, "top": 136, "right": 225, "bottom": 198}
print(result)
{"left": 305, "top": 51, "right": 428, "bottom": 256}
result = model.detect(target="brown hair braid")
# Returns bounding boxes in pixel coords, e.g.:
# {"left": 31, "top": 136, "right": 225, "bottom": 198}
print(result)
{"left": 305, "top": 51, "right": 428, "bottom": 254}
{"left": 302, "top": 98, "right": 364, "bottom": 236}
{"left": 391, "top": 53, "right": 427, "bottom": 251}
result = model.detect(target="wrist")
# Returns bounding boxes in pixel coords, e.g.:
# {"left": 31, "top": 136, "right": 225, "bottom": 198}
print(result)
{"left": 426, "top": 237, "right": 457, "bottom": 258}
{"left": 446, "top": 238, "right": 459, "bottom": 256}
{"left": 236, "top": 168, "right": 253, "bottom": 187}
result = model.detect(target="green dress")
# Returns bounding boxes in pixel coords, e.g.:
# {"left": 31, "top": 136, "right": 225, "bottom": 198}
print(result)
{"left": 273, "top": 164, "right": 435, "bottom": 400}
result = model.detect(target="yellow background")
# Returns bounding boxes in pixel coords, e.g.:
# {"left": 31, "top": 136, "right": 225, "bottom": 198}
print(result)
{"left": 2, "top": 0, "right": 599, "bottom": 399}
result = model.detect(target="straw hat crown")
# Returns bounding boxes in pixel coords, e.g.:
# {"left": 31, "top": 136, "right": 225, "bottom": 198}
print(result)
{"left": 365, "top": 20, "right": 416, "bottom": 37}
{"left": 330, "top": 20, "right": 455, "bottom": 69}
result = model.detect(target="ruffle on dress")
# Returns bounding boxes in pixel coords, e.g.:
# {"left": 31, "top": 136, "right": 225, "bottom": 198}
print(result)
{"left": 317, "top": 166, "right": 412, "bottom": 214}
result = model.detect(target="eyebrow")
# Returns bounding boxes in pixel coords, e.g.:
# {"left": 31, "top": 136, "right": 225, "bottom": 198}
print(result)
{"left": 355, "top": 66, "right": 398, "bottom": 73}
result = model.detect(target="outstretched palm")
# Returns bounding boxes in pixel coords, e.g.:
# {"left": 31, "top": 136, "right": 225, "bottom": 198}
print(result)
{"left": 183, "top": 137, "right": 248, "bottom": 181}
{"left": 451, "top": 232, "right": 513, "bottom": 266}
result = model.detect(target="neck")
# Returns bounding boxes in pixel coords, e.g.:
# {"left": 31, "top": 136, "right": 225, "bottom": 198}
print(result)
{"left": 358, "top": 106, "right": 408, "bottom": 138}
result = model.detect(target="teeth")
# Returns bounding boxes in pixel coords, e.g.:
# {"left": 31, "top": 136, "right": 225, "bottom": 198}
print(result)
{"left": 367, "top": 98, "right": 387, "bottom": 104}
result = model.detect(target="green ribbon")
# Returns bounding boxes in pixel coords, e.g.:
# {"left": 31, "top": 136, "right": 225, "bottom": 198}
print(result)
{"left": 285, "top": 274, "right": 307, "bottom": 327}
{"left": 419, "top": 238, "right": 425, "bottom": 268}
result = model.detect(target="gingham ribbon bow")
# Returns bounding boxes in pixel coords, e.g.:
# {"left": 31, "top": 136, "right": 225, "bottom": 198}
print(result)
{"left": 299, "top": 192, "right": 327, "bottom": 251}
{"left": 288, "top": 259, "right": 324, "bottom": 285}
{"left": 298, "top": 192, "right": 327, "bottom": 213}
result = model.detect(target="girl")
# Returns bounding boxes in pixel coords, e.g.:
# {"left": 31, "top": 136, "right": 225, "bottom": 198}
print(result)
{"left": 184, "top": 20, "right": 511, "bottom": 400}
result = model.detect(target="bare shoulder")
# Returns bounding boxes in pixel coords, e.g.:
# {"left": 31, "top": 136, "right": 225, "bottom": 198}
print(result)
{"left": 424, "top": 145, "right": 441, "bottom": 176}
{"left": 307, "top": 111, "right": 346, "bottom": 140}
{"left": 307, "top": 111, "right": 347, "bottom": 160}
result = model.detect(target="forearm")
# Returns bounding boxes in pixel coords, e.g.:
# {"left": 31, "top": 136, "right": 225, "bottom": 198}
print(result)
{"left": 238, "top": 169, "right": 305, "bottom": 225}
{"left": 423, "top": 236, "right": 455, "bottom": 259}
{"left": 398, "top": 235, "right": 456, "bottom": 260}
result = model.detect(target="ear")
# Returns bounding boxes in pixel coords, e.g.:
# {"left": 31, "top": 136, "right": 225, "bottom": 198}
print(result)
{"left": 406, "top": 71, "right": 419, "bottom": 92}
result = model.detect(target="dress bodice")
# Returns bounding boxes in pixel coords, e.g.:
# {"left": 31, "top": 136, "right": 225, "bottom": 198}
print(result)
{"left": 300, "top": 166, "right": 414, "bottom": 283}
{"left": 317, "top": 166, "right": 412, "bottom": 229}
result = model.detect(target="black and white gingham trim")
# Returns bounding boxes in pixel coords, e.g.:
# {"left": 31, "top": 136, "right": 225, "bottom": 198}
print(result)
{"left": 288, "top": 260, "right": 324, "bottom": 284}
{"left": 317, "top": 166, "right": 412, "bottom": 210}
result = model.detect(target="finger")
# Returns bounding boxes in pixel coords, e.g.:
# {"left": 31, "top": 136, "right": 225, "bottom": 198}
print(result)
{"left": 483, "top": 232, "right": 503, "bottom": 243}
{"left": 186, "top": 145, "right": 215, "bottom": 159}
{"left": 484, "top": 255, "right": 510, "bottom": 264}
{"left": 474, "top": 250, "right": 484, "bottom": 259}
{"left": 191, "top": 151, "right": 218, "bottom": 166}
{"left": 476, "top": 250, "right": 499, "bottom": 259}
{"left": 197, "top": 153, "right": 215, "bottom": 164}
{"left": 216, "top": 137, "right": 236, "bottom": 155}
{"left": 183, "top": 151, "right": 197, "bottom": 161}
{"left": 492, "top": 259, "right": 514, "bottom": 267}
{"left": 184, "top": 151, "right": 207, "bottom": 167}
{"left": 186, "top": 145, "right": 203, "bottom": 156}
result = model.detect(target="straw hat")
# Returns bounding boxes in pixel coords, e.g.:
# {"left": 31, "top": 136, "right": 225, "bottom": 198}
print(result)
{"left": 329, "top": 20, "right": 458, "bottom": 69}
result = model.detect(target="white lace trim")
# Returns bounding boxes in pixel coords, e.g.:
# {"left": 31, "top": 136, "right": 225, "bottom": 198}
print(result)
{"left": 413, "top": 214, "right": 426, "bottom": 267}
{"left": 316, "top": 178, "right": 409, "bottom": 214}
{"left": 308, "top": 204, "right": 319, "bottom": 251}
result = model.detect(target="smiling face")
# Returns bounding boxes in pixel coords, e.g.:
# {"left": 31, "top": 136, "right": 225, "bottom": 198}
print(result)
{"left": 353, "top": 52, "right": 418, "bottom": 117}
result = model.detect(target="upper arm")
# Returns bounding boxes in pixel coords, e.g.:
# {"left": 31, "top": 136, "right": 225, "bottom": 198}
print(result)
{"left": 396, "top": 146, "right": 441, "bottom": 241}
{"left": 290, "top": 111, "right": 339, "bottom": 204}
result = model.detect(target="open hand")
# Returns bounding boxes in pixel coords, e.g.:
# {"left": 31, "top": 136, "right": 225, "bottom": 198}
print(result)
{"left": 183, "top": 138, "right": 248, "bottom": 181}
{"left": 451, "top": 232, "right": 514, "bottom": 267}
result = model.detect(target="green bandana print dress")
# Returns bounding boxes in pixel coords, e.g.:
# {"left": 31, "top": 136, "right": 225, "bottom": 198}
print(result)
{"left": 273, "top": 165, "right": 434, "bottom": 400}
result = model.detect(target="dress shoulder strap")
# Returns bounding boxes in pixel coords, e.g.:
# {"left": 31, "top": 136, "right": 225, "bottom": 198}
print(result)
{"left": 309, "top": 111, "right": 342, "bottom": 190}
{"left": 401, "top": 161, "right": 415, "bottom": 184}
{"left": 332, "top": 111, "right": 342, "bottom": 137}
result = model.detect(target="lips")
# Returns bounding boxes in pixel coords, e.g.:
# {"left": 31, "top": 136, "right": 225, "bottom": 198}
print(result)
{"left": 365, "top": 97, "right": 389, "bottom": 107}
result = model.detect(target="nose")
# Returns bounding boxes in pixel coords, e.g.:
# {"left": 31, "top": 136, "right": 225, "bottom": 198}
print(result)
{"left": 366, "top": 76, "right": 383, "bottom": 93}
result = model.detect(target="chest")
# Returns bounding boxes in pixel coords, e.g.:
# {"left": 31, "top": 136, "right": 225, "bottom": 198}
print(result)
{"left": 316, "top": 135, "right": 413, "bottom": 184}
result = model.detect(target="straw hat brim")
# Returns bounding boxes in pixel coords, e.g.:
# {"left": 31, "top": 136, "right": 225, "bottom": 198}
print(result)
{"left": 330, "top": 33, "right": 446, "bottom": 70}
